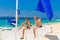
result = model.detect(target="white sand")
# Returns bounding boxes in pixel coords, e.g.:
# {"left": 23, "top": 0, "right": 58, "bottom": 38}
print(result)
{"left": 0, "top": 22, "right": 60, "bottom": 40}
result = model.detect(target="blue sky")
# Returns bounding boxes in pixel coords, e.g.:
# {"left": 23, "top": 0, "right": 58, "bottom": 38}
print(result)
{"left": 0, "top": 0, "right": 60, "bottom": 18}
{"left": 0, "top": 0, "right": 16, "bottom": 17}
{"left": 18, "top": 0, "right": 60, "bottom": 18}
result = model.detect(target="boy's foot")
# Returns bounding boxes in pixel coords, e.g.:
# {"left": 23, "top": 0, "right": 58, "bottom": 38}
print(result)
{"left": 21, "top": 37, "right": 24, "bottom": 39}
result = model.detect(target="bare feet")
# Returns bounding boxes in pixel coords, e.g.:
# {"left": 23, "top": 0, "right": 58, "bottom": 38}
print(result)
{"left": 21, "top": 37, "right": 24, "bottom": 39}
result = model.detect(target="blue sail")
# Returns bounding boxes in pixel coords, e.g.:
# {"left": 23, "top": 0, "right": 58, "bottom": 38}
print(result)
{"left": 41, "top": 0, "right": 53, "bottom": 21}
{"left": 7, "top": 10, "right": 20, "bottom": 26}
{"left": 36, "top": 0, "right": 45, "bottom": 13}
{"left": 17, "top": 9, "right": 20, "bottom": 15}
{"left": 36, "top": 0, "right": 53, "bottom": 21}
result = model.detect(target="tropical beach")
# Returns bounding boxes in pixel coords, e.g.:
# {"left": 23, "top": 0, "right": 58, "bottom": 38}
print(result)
{"left": 0, "top": 0, "right": 60, "bottom": 40}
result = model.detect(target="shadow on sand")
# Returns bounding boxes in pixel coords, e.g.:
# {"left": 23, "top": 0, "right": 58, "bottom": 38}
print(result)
{"left": 46, "top": 35, "right": 59, "bottom": 40}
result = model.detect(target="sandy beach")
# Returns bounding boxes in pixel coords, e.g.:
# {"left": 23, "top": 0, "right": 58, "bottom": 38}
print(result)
{"left": 0, "top": 22, "right": 60, "bottom": 40}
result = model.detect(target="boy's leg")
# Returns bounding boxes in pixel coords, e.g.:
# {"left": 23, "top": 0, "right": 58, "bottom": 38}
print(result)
{"left": 33, "top": 28, "right": 36, "bottom": 38}
{"left": 21, "top": 28, "right": 27, "bottom": 39}
{"left": 21, "top": 29, "right": 25, "bottom": 39}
